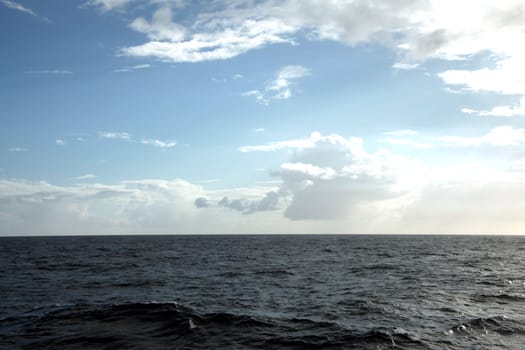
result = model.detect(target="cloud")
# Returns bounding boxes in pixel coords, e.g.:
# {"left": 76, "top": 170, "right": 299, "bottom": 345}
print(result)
{"left": 432, "top": 125, "right": 525, "bottom": 147}
{"left": 461, "top": 97, "right": 525, "bottom": 117}
{"left": 87, "top": 0, "right": 135, "bottom": 12}
{"left": 215, "top": 191, "right": 280, "bottom": 214}
{"left": 194, "top": 197, "right": 209, "bottom": 208}
{"left": 113, "top": 63, "right": 152, "bottom": 73}
{"left": 122, "top": 7, "right": 296, "bottom": 62}
{"left": 74, "top": 174, "right": 98, "bottom": 180}
{"left": 0, "top": 178, "right": 288, "bottom": 235}
{"left": 239, "top": 131, "right": 422, "bottom": 221}
{"left": 116, "top": 1, "right": 525, "bottom": 116}
{"left": 56, "top": 139, "right": 66, "bottom": 146}
{"left": 1, "top": 0, "right": 36, "bottom": 16}
{"left": 7, "top": 147, "right": 28, "bottom": 152}
{"left": 240, "top": 131, "right": 361, "bottom": 153}
{"left": 129, "top": 6, "right": 186, "bottom": 41}
{"left": 140, "top": 138, "right": 177, "bottom": 148}
{"left": 98, "top": 131, "right": 131, "bottom": 140}
{"left": 438, "top": 56, "right": 525, "bottom": 96}
{"left": 98, "top": 132, "right": 177, "bottom": 149}
{"left": 392, "top": 62, "right": 419, "bottom": 70}
{"left": 242, "top": 65, "right": 310, "bottom": 104}
{"left": 25, "top": 70, "right": 73, "bottom": 75}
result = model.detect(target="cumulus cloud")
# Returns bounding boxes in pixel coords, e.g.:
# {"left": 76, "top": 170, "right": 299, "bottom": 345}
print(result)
{"left": 241, "top": 131, "right": 422, "bottom": 221}
{"left": 242, "top": 65, "right": 310, "bottom": 104}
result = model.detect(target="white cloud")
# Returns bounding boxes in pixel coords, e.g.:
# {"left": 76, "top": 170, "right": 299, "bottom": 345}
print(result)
{"left": 26, "top": 70, "right": 73, "bottom": 75}
{"left": 241, "top": 131, "right": 322, "bottom": 152}
{"left": 5, "top": 130, "right": 525, "bottom": 233}
{"left": 7, "top": 147, "right": 28, "bottom": 152}
{"left": 56, "top": 139, "right": 66, "bottom": 146}
{"left": 75, "top": 174, "right": 98, "bottom": 180}
{"left": 461, "top": 96, "right": 525, "bottom": 117}
{"left": 98, "top": 131, "right": 131, "bottom": 140}
{"left": 87, "top": 0, "right": 135, "bottom": 11}
{"left": 392, "top": 62, "right": 419, "bottom": 70}
{"left": 140, "top": 138, "right": 177, "bottom": 148}
{"left": 129, "top": 6, "right": 185, "bottom": 41}
{"left": 439, "top": 55, "right": 525, "bottom": 96}
{"left": 432, "top": 125, "right": 525, "bottom": 147}
{"left": 242, "top": 65, "right": 310, "bottom": 104}
{"left": 122, "top": 13, "right": 296, "bottom": 62}
{"left": 116, "top": 1, "right": 525, "bottom": 115}
{"left": 0, "top": 178, "right": 291, "bottom": 235}
{"left": 1, "top": 0, "right": 36, "bottom": 16}
{"left": 98, "top": 132, "right": 177, "bottom": 149}
{"left": 113, "top": 63, "right": 152, "bottom": 73}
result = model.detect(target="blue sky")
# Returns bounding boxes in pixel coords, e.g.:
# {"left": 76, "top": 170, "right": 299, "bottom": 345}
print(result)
{"left": 2, "top": 0, "right": 525, "bottom": 234}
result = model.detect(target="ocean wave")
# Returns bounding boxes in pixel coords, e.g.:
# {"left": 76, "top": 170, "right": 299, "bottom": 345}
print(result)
{"left": 0, "top": 302, "right": 428, "bottom": 349}
{"left": 449, "top": 315, "right": 525, "bottom": 337}
{"left": 472, "top": 293, "right": 525, "bottom": 303}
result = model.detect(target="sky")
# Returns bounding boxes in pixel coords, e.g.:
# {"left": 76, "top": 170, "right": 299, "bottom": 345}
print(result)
{"left": 2, "top": 0, "right": 525, "bottom": 235}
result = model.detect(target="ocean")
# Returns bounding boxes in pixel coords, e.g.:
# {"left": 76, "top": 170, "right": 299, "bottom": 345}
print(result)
{"left": 1, "top": 234, "right": 524, "bottom": 349}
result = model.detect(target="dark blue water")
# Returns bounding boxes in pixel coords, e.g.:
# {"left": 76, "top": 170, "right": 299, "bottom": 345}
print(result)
{"left": 1, "top": 235, "right": 524, "bottom": 349}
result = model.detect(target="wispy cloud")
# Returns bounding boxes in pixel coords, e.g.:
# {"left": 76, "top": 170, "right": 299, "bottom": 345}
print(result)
{"left": 25, "top": 70, "right": 73, "bottom": 75}
{"left": 140, "top": 138, "right": 177, "bottom": 148}
{"left": 461, "top": 97, "right": 525, "bottom": 117}
{"left": 432, "top": 126, "right": 525, "bottom": 147}
{"left": 242, "top": 65, "right": 310, "bottom": 105}
{"left": 121, "top": 4, "right": 295, "bottom": 63}
{"left": 74, "top": 174, "right": 98, "bottom": 180}
{"left": 1, "top": 0, "right": 36, "bottom": 16}
{"left": 87, "top": 0, "right": 136, "bottom": 12}
{"left": 7, "top": 147, "right": 28, "bottom": 152}
{"left": 99, "top": 132, "right": 177, "bottom": 149}
{"left": 55, "top": 139, "right": 66, "bottom": 146}
{"left": 240, "top": 132, "right": 320, "bottom": 152}
{"left": 392, "top": 62, "right": 419, "bottom": 70}
{"left": 113, "top": 63, "right": 151, "bottom": 73}
{"left": 98, "top": 131, "right": 131, "bottom": 140}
